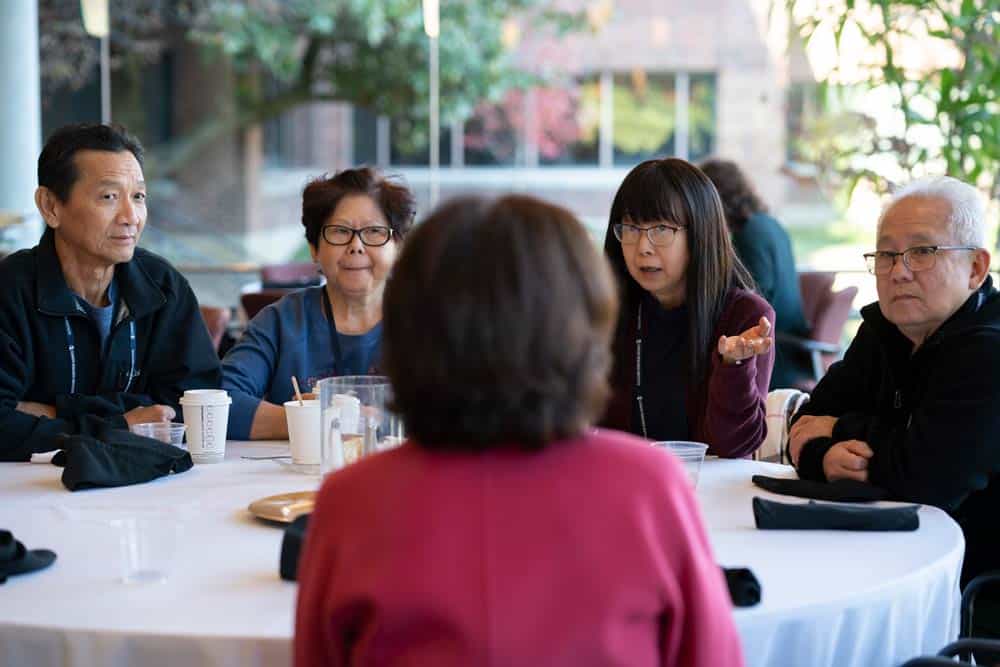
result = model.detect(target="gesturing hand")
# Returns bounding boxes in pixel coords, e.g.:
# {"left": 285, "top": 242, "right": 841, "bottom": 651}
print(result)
{"left": 822, "top": 440, "right": 873, "bottom": 482}
{"left": 718, "top": 316, "right": 773, "bottom": 365}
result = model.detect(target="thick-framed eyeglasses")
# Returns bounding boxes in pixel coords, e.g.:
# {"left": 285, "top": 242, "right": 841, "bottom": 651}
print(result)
{"left": 321, "top": 224, "right": 394, "bottom": 247}
{"left": 863, "top": 245, "right": 978, "bottom": 275}
{"left": 613, "top": 222, "right": 682, "bottom": 247}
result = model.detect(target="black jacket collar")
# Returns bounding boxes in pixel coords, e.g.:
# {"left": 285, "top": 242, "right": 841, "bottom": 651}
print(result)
{"left": 35, "top": 227, "right": 166, "bottom": 320}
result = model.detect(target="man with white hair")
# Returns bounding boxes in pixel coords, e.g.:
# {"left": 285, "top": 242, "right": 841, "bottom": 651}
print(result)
{"left": 789, "top": 176, "right": 1000, "bottom": 588}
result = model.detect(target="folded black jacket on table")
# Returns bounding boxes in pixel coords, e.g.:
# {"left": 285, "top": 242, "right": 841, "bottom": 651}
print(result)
{"left": 280, "top": 514, "right": 310, "bottom": 581}
{"left": 0, "top": 529, "right": 56, "bottom": 584}
{"left": 751, "top": 475, "right": 890, "bottom": 502}
{"left": 753, "top": 496, "right": 920, "bottom": 531}
{"left": 51, "top": 417, "right": 193, "bottom": 491}
{"left": 722, "top": 567, "right": 761, "bottom": 607}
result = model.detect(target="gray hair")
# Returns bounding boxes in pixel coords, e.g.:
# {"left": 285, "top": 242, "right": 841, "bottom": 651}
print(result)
{"left": 879, "top": 176, "right": 987, "bottom": 247}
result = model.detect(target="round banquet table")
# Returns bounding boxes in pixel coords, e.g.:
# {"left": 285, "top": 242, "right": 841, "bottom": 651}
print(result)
{"left": 0, "top": 443, "right": 963, "bottom": 667}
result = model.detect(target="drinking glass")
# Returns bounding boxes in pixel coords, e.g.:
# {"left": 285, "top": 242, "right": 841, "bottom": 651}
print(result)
{"left": 318, "top": 376, "right": 405, "bottom": 477}
{"left": 652, "top": 440, "right": 709, "bottom": 487}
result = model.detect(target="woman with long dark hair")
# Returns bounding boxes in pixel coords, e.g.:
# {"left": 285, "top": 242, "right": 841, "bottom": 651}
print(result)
{"left": 600, "top": 158, "right": 774, "bottom": 457}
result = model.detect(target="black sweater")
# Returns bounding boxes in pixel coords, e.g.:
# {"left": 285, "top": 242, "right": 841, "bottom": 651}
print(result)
{"left": 796, "top": 276, "right": 1000, "bottom": 584}
{"left": 0, "top": 229, "right": 221, "bottom": 461}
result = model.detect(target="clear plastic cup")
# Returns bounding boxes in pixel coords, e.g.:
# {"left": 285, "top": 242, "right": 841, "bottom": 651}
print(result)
{"left": 653, "top": 440, "right": 709, "bottom": 487}
{"left": 130, "top": 422, "right": 186, "bottom": 448}
{"left": 112, "top": 516, "right": 183, "bottom": 584}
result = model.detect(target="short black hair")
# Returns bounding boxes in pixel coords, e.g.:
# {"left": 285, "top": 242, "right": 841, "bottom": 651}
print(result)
{"left": 301, "top": 167, "right": 415, "bottom": 248}
{"left": 37, "top": 124, "right": 144, "bottom": 202}
{"left": 383, "top": 194, "right": 619, "bottom": 451}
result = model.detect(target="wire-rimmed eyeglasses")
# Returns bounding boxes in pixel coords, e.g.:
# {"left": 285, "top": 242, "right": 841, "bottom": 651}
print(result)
{"left": 612, "top": 222, "right": 682, "bottom": 248}
{"left": 863, "top": 245, "right": 978, "bottom": 275}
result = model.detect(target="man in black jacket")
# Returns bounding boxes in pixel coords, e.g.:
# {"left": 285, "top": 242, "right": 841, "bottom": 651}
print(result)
{"left": 789, "top": 176, "right": 1000, "bottom": 590}
{"left": 0, "top": 123, "right": 221, "bottom": 461}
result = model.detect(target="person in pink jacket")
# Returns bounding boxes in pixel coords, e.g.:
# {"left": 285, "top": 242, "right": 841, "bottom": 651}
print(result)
{"left": 294, "top": 194, "right": 745, "bottom": 667}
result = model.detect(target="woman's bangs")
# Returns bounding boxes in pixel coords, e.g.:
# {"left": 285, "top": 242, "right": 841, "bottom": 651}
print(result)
{"left": 619, "top": 168, "right": 687, "bottom": 227}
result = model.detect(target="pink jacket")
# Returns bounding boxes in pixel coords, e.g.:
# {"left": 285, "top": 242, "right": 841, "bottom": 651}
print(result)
{"left": 295, "top": 428, "right": 744, "bottom": 667}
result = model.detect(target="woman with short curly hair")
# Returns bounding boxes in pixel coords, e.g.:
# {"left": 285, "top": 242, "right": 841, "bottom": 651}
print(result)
{"left": 222, "top": 167, "right": 414, "bottom": 440}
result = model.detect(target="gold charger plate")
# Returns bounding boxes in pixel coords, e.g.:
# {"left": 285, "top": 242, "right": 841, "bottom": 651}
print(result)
{"left": 248, "top": 491, "right": 316, "bottom": 524}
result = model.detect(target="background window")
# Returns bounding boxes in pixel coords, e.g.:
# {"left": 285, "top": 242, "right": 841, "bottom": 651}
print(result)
{"left": 613, "top": 71, "right": 675, "bottom": 166}
{"left": 688, "top": 73, "right": 717, "bottom": 162}
{"left": 539, "top": 76, "right": 600, "bottom": 166}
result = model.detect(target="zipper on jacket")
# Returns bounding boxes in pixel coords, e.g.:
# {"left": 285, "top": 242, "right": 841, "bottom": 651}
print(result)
{"left": 894, "top": 390, "right": 902, "bottom": 409}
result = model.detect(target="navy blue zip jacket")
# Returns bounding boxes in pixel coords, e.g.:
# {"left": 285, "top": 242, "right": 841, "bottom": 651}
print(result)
{"left": 0, "top": 228, "right": 221, "bottom": 461}
{"left": 796, "top": 276, "right": 1000, "bottom": 584}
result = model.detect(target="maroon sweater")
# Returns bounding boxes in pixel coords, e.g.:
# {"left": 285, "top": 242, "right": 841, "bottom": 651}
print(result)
{"left": 601, "top": 288, "right": 774, "bottom": 457}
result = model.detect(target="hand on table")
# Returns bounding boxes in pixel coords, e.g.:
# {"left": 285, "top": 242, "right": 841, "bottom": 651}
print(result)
{"left": 124, "top": 405, "right": 176, "bottom": 427}
{"left": 822, "top": 440, "right": 873, "bottom": 482}
{"left": 16, "top": 401, "right": 56, "bottom": 419}
{"left": 718, "top": 316, "right": 772, "bottom": 365}
{"left": 789, "top": 415, "right": 838, "bottom": 466}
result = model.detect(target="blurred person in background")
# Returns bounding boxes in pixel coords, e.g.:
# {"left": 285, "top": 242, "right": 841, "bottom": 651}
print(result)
{"left": 221, "top": 167, "right": 414, "bottom": 440}
{"left": 700, "top": 158, "right": 811, "bottom": 389}
{"left": 295, "top": 194, "right": 744, "bottom": 667}
{"left": 0, "top": 123, "right": 220, "bottom": 461}
{"left": 600, "top": 158, "right": 774, "bottom": 457}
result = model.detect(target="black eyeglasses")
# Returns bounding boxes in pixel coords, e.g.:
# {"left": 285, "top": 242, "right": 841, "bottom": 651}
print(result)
{"left": 863, "top": 245, "right": 978, "bottom": 275}
{"left": 612, "top": 222, "right": 683, "bottom": 247}
{"left": 321, "top": 224, "right": 394, "bottom": 247}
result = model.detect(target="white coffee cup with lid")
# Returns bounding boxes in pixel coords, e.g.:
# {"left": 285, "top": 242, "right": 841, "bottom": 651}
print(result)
{"left": 179, "top": 389, "right": 231, "bottom": 463}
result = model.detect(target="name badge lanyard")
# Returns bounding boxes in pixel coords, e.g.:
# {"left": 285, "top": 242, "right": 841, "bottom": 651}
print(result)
{"left": 321, "top": 289, "right": 343, "bottom": 377}
{"left": 63, "top": 317, "right": 136, "bottom": 394}
{"left": 635, "top": 302, "right": 649, "bottom": 439}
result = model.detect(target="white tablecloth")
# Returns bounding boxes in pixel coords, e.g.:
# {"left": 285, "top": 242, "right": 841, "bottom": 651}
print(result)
{"left": 708, "top": 460, "right": 963, "bottom": 667}
{"left": 0, "top": 445, "right": 963, "bottom": 667}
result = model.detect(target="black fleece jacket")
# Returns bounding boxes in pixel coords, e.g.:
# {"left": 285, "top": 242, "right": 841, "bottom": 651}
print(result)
{"left": 0, "top": 229, "right": 221, "bottom": 461}
{"left": 795, "top": 276, "right": 1000, "bottom": 584}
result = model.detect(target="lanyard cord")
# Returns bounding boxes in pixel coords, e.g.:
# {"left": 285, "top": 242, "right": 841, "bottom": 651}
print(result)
{"left": 64, "top": 317, "right": 77, "bottom": 395}
{"left": 123, "top": 320, "right": 137, "bottom": 392}
{"left": 63, "top": 317, "right": 136, "bottom": 394}
{"left": 321, "top": 289, "right": 343, "bottom": 377}
{"left": 635, "top": 302, "right": 648, "bottom": 439}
